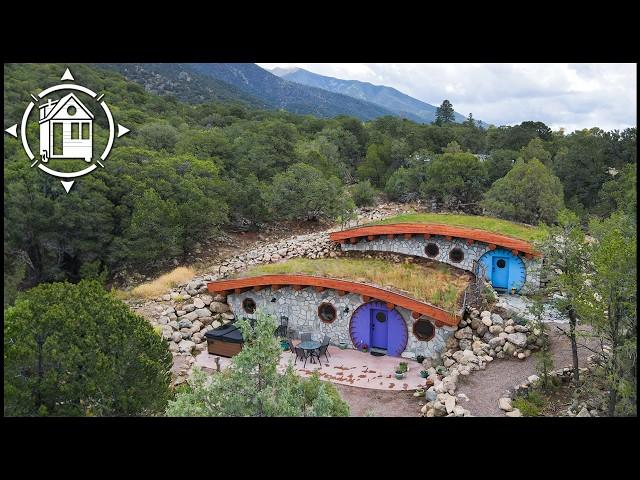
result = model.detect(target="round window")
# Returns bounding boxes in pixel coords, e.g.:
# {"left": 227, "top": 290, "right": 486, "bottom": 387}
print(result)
{"left": 376, "top": 311, "right": 387, "bottom": 323}
{"left": 449, "top": 247, "right": 464, "bottom": 263}
{"left": 425, "top": 242, "right": 439, "bottom": 258}
{"left": 242, "top": 297, "right": 256, "bottom": 314}
{"left": 67, "top": 105, "right": 77, "bottom": 116}
{"left": 496, "top": 259, "right": 506, "bottom": 268}
{"left": 318, "top": 303, "right": 337, "bottom": 323}
{"left": 413, "top": 318, "right": 435, "bottom": 341}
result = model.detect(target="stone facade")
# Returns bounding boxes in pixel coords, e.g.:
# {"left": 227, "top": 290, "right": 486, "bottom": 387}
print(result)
{"left": 340, "top": 235, "right": 541, "bottom": 293}
{"left": 226, "top": 286, "right": 456, "bottom": 360}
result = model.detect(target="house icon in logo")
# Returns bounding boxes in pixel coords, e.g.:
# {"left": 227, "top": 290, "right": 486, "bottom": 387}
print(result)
{"left": 39, "top": 93, "right": 94, "bottom": 163}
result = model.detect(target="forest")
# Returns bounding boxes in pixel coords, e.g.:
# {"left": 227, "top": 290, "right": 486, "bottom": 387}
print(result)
{"left": 3, "top": 63, "right": 637, "bottom": 305}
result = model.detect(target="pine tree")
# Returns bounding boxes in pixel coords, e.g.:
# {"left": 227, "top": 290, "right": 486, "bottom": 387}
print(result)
{"left": 435, "top": 100, "right": 456, "bottom": 124}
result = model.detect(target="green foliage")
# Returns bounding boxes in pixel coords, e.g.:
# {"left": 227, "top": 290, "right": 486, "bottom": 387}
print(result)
{"left": 435, "top": 99, "right": 455, "bottom": 125}
{"left": 350, "top": 180, "right": 376, "bottom": 207}
{"left": 357, "top": 139, "right": 392, "bottom": 187}
{"left": 4, "top": 280, "right": 173, "bottom": 416}
{"left": 513, "top": 390, "right": 546, "bottom": 416}
{"left": 596, "top": 163, "right": 637, "bottom": 218}
{"left": 482, "top": 158, "right": 564, "bottom": 225}
{"left": 267, "top": 163, "right": 354, "bottom": 221}
{"left": 484, "top": 149, "right": 518, "bottom": 186}
{"left": 420, "top": 151, "right": 488, "bottom": 209}
{"left": 166, "top": 310, "right": 349, "bottom": 417}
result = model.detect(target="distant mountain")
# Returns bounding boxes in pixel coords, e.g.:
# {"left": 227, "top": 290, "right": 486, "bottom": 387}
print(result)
{"left": 186, "top": 63, "right": 395, "bottom": 121}
{"left": 98, "top": 63, "right": 267, "bottom": 107}
{"left": 274, "top": 67, "right": 487, "bottom": 127}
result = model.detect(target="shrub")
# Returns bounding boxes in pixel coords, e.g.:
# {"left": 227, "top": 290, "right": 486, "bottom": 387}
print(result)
{"left": 351, "top": 180, "right": 376, "bottom": 207}
{"left": 512, "top": 397, "right": 541, "bottom": 416}
{"left": 4, "top": 280, "right": 173, "bottom": 416}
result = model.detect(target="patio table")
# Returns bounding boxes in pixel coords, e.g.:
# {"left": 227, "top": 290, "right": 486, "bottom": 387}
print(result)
{"left": 298, "top": 340, "right": 322, "bottom": 364}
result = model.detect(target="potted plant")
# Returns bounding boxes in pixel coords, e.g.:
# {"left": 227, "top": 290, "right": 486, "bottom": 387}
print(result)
{"left": 399, "top": 362, "right": 408, "bottom": 373}
{"left": 360, "top": 342, "right": 369, "bottom": 353}
{"left": 338, "top": 341, "right": 348, "bottom": 350}
{"left": 420, "top": 370, "right": 429, "bottom": 378}
{"left": 395, "top": 368, "right": 405, "bottom": 380}
{"left": 280, "top": 339, "right": 290, "bottom": 351}
{"left": 416, "top": 355, "right": 425, "bottom": 364}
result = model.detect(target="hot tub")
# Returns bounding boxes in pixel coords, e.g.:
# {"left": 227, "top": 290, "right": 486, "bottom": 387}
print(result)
{"left": 204, "top": 324, "right": 244, "bottom": 357}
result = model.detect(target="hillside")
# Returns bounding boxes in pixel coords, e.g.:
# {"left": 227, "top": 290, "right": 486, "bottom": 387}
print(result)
{"left": 186, "top": 63, "right": 396, "bottom": 120}
{"left": 98, "top": 63, "right": 267, "bottom": 107}
{"left": 274, "top": 67, "right": 486, "bottom": 126}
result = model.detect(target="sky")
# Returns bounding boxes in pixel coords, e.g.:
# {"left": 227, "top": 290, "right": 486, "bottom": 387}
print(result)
{"left": 257, "top": 63, "right": 637, "bottom": 132}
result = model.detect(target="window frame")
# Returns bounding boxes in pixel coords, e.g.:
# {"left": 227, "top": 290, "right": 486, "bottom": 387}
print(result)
{"left": 317, "top": 302, "right": 337, "bottom": 324}
{"left": 242, "top": 297, "right": 256, "bottom": 314}
{"left": 413, "top": 317, "right": 436, "bottom": 341}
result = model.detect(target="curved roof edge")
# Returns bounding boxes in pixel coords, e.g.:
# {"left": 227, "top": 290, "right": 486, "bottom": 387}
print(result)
{"left": 207, "top": 274, "right": 460, "bottom": 327}
{"left": 329, "top": 223, "right": 540, "bottom": 256}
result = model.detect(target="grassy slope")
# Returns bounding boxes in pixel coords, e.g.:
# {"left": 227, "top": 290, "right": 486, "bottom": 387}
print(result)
{"left": 369, "top": 213, "right": 543, "bottom": 242}
{"left": 236, "top": 257, "right": 470, "bottom": 311}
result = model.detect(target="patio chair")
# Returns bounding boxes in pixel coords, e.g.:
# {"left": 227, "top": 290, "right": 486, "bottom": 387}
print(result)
{"left": 294, "top": 346, "right": 308, "bottom": 367}
{"left": 300, "top": 332, "right": 312, "bottom": 343}
{"left": 321, "top": 335, "right": 332, "bottom": 359}
{"left": 288, "top": 338, "right": 297, "bottom": 355}
{"left": 316, "top": 343, "right": 330, "bottom": 363}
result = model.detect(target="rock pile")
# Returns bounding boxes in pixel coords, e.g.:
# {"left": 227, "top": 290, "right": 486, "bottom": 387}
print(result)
{"left": 144, "top": 291, "right": 232, "bottom": 385}
{"left": 418, "top": 307, "right": 545, "bottom": 417}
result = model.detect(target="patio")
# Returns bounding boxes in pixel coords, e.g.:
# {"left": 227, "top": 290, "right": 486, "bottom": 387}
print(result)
{"left": 194, "top": 345, "right": 428, "bottom": 391}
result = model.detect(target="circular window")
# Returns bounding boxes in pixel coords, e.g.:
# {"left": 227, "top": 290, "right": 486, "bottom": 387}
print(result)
{"left": 318, "top": 303, "right": 337, "bottom": 323}
{"left": 496, "top": 259, "right": 506, "bottom": 268}
{"left": 67, "top": 106, "right": 77, "bottom": 116}
{"left": 449, "top": 247, "right": 464, "bottom": 263}
{"left": 242, "top": 297, "right": 256, "bottom": 314}
{"left": 425, "top": 242, "right": 439, "bottom": 258}
{"left": 413, "top": 318, "right": 435, "bottom": 341}
{"left": 376, "top": 311, "right": 387, "bottom": 323}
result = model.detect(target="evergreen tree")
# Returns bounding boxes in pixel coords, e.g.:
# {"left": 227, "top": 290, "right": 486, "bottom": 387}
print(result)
{"left": 435, "top": 100, "right": 456, "bottom": 125}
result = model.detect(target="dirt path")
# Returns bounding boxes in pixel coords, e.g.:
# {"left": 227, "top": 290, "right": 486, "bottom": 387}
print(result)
{"left": 456, "top": 324, "right": 597, "bottom": 416}
{"left": 333, "top": 383, "right": 420, "bottom": 417}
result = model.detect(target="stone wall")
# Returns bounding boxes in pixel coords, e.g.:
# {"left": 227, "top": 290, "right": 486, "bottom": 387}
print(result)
{"left": 226, "top": 286, "right": 456, "bottom": 360}
{"left": 340, "top": 235, "right": 541, "bottom": 292}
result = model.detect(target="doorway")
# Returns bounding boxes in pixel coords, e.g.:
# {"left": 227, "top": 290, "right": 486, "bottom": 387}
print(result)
{"left": 370, "top": 308, "right": 389, "bottom": 350}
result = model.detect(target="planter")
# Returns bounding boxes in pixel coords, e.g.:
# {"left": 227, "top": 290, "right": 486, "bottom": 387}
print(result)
{"left": 416, "top": 355, "right": 425, "bottom": 364}
{"left": 338, "top": 342, "right": 348, "bottom": 350}
{"left": 395, "top": 372, "right": 405, "bottom": 380}
{"left": 420, "top": 370, "right": 429, "bottom": 378}
{"left": 280, "top": 341, "right": 290, "bottom": 351}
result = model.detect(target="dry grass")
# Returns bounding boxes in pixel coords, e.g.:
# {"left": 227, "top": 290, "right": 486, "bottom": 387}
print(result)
{"left": 236, "top": 258, "right": 469, "bottom": 311}
{"left": 129, "top": 267, "right": 195, "bottom": 299}
{"left": 370, "top": 212, "right": 543, "bottom": 242}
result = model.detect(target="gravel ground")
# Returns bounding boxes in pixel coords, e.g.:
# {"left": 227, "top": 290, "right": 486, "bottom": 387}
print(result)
{"left": 332, "top": 383, "right": 420, "bottom": 417}
{"left": 456, "top": 324, "right": 597, "bottom": 416}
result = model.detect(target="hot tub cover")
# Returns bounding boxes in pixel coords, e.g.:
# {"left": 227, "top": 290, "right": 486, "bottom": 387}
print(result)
{"left": 204, "top": 324, "right": 244, "bottom": 344}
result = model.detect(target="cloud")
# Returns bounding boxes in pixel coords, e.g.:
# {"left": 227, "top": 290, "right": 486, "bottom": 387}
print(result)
{"left": 258, "top": 63, "right": 636, "bottom": 132}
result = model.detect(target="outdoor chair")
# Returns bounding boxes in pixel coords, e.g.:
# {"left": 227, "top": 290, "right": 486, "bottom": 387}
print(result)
{"left": 294, "top": 346, "right": 308, "bottom": 367}
{"left": 321, "top": 335, "right": 332, "bottom": 359}
{"left": 289, "top": 338, "right": 297, "bottom": 355}
{"left": 300, "top": 332, "right": 312, "bottom": 343}
{"left": 316, "top": 343, "right": 330, "bottom": 363}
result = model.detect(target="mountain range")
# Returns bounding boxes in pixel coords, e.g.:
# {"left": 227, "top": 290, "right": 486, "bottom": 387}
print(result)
{"left": 99, "top": 63, "right": 484, "bottom": 126}
{"left": 273, "top": 67, "right": 486, "bottom": 127}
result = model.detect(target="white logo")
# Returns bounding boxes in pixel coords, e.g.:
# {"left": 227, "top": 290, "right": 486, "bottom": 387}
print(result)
{"left": 5, "top": 67, "right": 130, "bottom": 193}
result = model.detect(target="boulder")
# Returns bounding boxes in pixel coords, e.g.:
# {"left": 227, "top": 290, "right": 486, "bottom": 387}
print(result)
{"left": 171, "top": 332, "right": 182, "bottom": 343}
{"left": 183, "top": 304, "right": 196, "bottom": 313}
{"left": 470, "top": 318, "right": 481, "bottom": 330}
{"left": 158, "top": 316, "right": 169, "bottom": 325}
{"left": 199, "top": 294, "right": 213, "bottom": 306}
{"left": 503, "top": 342, "right": 517, "bottom": 356}
{"left": 498, "top": 397, "right": 513, "bottom": 412}
{"left": 514, "top": 324, "right": 529, "bottom": 333}
{"left": 195, "top": 308, "right": 211, "bottom": 318}
{"left": 505, "top": 408, "right": 522, "bottom": 417}
{"left": 489, "top": 336, "right": 506, "bottom": 348}
{"left": 178, "top": 319, "right": 193, "bottom": 329}
{"left": 489, "top": 325, "right": 503, "bottom": 334}
{"left": 454, "top": 326, "right": 473, "bottom": 340}
{"left": 178, "top": 340, "right": 196, "bottom": 354}
{"left": 504, "top": 325, "right": 515, "bottom": 334}
{"left": 443, "top": 394, "right": 456, "bottom": 414}
{"left": 169, "top": 320, "right": 179, "bottom": 330}
{"left": 425, "top": 387, "right": 437, "bottom": 402}
{"left": 481, "top": 317, "right": 492, "bottom": 327}
{"left": 506, "top": 332, "right": 528, "bottom": 348}
{"left": 213, "top": 293, "right": 227, "bottom": 302}
{"left": 453, "top": 405, "right": 469, "bottom": 417}
{"left": 182, "top": 311, "right": 198, "bottom": 322}
{"left": 210, "top": 301, "right": 231, "bottom": 314}
{"left": 221, "top": 312, "right": 235, "bottom": 321}
{"left": 168, "top": 342, "right": 179, "bottom": 352}
{"left": 527, "top": 374, "right": 540, "bottom": 384}
{"left": 491, "top": 313, "right": 504, "bottom": 325}
{"left": 193, "top": 298, "right": 205, "bottom": 309}
{"left": 476, "top": 325, "right": 488, "bottom": 337}
{"left": 200, "top": 316, "right": 214, "bottom": 326}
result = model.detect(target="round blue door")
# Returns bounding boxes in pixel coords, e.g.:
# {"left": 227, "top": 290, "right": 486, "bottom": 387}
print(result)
{"left": 478, "top": 248, "right": 526, "bottom": 292}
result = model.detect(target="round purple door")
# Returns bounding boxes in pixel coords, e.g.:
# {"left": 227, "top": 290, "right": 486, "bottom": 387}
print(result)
{"left": 349, "top": 301, "right": 408, "bottom": 357}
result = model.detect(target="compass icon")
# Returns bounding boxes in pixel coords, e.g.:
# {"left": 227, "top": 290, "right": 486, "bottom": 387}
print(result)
{"left": 4, "top": 67, "right": 130, "bottom": 193}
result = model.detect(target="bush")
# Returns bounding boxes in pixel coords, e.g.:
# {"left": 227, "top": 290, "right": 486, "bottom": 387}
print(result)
{"left": 351, "top": 180, "right": 376, "bottom": 207}
{"left": 513, "top": 390, "right": 546, "bottom": 416}
{"left": 4, "top": 280, "right": 173, "bottom": 416}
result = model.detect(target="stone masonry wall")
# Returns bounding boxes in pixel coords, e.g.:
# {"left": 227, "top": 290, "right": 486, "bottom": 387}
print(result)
{"left": 227, "top": 286, "right": 456, "bottom": 360}
{"left": 341, "top": 235, "right": 541, "bottom": 292}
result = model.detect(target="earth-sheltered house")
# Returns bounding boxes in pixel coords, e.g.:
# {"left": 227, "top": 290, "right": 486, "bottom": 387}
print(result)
{"left": 205, "top": 220, "right": 542, "bottom": 361}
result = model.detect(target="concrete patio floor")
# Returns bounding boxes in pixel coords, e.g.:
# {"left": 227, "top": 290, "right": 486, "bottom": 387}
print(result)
{"left": 194, "top": 343, "right": 428, "bottom": 391}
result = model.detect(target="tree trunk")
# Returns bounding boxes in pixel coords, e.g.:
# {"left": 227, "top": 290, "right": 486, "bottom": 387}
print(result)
{"left": 568, "top": 308, "right": 580, "bottom": 386}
